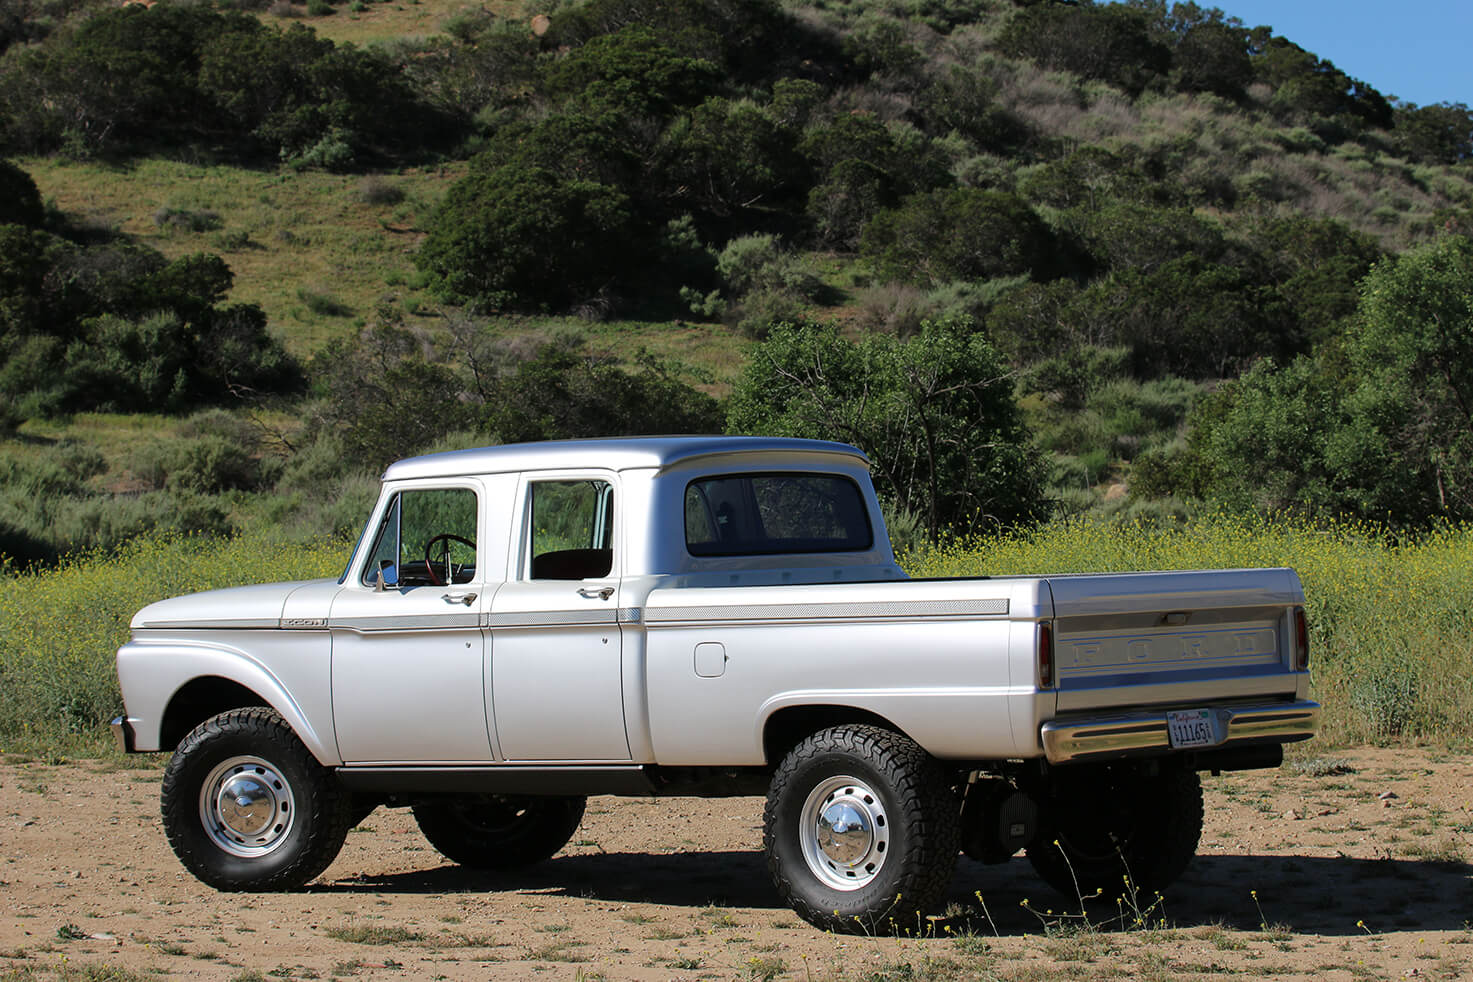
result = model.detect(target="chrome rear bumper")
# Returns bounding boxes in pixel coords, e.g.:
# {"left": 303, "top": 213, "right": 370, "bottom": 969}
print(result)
{"left": 1040, "top": 700, "right": 1320, "bottom": 765}
{"left": 110, "top": 716, "right": 137, "bottom": 754}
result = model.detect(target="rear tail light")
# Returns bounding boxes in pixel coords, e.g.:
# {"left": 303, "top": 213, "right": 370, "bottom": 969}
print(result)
{"left": 1038, "top": 621, "right": 1054, "bottom": 688}
{"left": 1293, "top": 607, "right": 1310, "bottom": 672}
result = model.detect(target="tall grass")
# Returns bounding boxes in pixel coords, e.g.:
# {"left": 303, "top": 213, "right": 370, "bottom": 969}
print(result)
{"left": 906, "top": 514, "right": 1473, "bottom": 746}
{"left": 0, "top": 532, "right": 350, "bottom": 756}
{"left": 2, "top": 516, "right": 1470, "bottom": 755}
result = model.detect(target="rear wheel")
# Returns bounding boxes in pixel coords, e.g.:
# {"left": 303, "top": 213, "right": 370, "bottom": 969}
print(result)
{"left": 763, "top": 725, "right": 960, "bottom": 933}
{"left": 412, "top": 795, "right": 585, "bottom": 869}
{"left": 1026, "top": 766, "right": 1202, "bottom": 900}
{"left": 160, "top": 707, "right": 351, "bottom": 891}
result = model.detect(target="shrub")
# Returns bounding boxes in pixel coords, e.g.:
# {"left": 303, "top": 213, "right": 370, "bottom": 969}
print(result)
{"left": 128, "top": 435, "right": 264, "bottom": 494}
{"left": 357, "top": 176, "right": 405, "bottom": 206}
{"left": 994, "top": 2, "right": 1170, "bottom": 96}
{"left": 307, "top": 325, "right": 476, "bottom": 470}
{"left": 297, "top": 288, "right": 353, "bottom": 317}
{"left": 479, "top": 338, "right": 722, "bottom": 444}
{"left": 415, "top": 162, "right": 637, "bottom": 311}
{"left": 861, "top": 188, "right": 1058, "bottom": 286}
{"left": 152, "top": 207, "right": 223, "bottom": 232}
{"left": 682, "top": 233, "right": 824, "bottom": 337}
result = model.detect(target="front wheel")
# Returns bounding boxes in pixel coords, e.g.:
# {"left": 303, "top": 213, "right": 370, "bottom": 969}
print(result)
{"left": 763, "top": 725, "right": 960, "bottom": 934}
{"left": 1027, "top": 766, "right": 1203, "bottom": 901}
{"left": 160, "top": 707, "right": 352, "bottom": 891}
{"left": 412, "top": 795, "right": 585, "bottom": 869}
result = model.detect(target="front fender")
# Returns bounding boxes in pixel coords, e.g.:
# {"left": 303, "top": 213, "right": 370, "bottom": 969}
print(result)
{"left": 116, "top": 632, "right": 338, "bottom": 764}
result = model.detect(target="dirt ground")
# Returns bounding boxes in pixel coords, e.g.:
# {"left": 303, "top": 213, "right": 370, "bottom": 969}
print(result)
{"left": 2, "top": 747, "right": 1471, "bottom": 982}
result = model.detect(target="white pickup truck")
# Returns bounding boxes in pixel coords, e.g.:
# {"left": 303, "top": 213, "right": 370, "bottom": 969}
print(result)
{"left": 113, "top": 436, "right": 1318, "bottom": 931}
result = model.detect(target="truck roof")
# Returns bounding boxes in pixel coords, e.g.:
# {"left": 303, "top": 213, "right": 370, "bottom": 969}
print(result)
{"left": 382, "top": 436, "right": 870, "bottom": 481}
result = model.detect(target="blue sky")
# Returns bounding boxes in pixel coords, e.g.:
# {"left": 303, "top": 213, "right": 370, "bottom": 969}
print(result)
{"left": 1210, "top": 1, "right": 1473, "bottom": 107}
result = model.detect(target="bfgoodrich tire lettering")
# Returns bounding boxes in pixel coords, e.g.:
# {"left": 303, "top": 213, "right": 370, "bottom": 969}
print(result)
{"left": 160, "top": 707, "right": 351, "bottom": 891}
{"left": 764, "top": 724, "right": 960, "bottom": 933}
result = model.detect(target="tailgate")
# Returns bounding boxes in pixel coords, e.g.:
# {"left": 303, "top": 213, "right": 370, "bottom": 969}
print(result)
{"left": 1046, "top": 567, "right": 1306, "bottom": 713}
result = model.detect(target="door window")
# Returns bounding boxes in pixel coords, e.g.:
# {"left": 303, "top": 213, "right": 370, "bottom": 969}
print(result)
{"left": 527, "top": 479, "right": 614, "bottom": 580}
{"left": 361, "top": 487, "right": 478, "bottom": 587}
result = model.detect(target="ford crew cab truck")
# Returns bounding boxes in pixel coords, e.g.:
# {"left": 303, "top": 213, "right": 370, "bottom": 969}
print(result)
{"left": 113, "top": 436, "right": 1319, "bottom": 931}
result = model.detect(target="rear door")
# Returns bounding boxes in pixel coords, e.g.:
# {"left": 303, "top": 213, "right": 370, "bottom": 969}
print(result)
{"left": 488, "top": 473, "right": 631, "bottom": 762}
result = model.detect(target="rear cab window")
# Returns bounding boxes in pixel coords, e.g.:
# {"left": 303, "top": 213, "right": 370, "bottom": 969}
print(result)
{"left": 684, "top": 473, "right": 872, "bottom": 556}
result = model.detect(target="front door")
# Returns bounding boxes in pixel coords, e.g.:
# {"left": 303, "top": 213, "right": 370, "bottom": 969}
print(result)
{"left": 331, "top": 483, "right": 492, "bottom": 764}
{"left": 489, "top": 475, "right": 630, "bottom": 762}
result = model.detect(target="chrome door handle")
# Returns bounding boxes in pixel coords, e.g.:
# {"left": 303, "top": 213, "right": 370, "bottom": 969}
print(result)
{"left": 442, "top": 592, "right": 477, "bottom": 607}
{"left": 577, "top": 587, "right": 614, "bottom": 601}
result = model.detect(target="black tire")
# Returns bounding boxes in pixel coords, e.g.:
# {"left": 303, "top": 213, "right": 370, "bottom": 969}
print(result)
{"left": 1026, "top": 766, "right": 1202, "bottom": 901}
{"left": 412, "top": 795, "right": 586, "bottom": 869}
{"left": 160, "top": 707, "right": 352, "bottom": 891}
{"left": 763, "top": 724, "right": 960, "bottom": 934}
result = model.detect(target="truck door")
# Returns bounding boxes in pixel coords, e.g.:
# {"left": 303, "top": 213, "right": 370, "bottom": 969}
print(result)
{"left": 489, "top": 475, "right": 631, "bottom": 762}
{"left": 330, "top": 482, "right": 493, "bottom": 764}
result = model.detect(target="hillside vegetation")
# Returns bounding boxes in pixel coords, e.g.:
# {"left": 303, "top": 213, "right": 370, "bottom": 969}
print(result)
{"left": 0, "top": 3, "right": 1470, "bottom": 538}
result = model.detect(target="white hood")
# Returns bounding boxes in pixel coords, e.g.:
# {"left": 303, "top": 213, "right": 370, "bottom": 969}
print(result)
{"left": 130, "top": 579, "right": 335, "bottom": 630}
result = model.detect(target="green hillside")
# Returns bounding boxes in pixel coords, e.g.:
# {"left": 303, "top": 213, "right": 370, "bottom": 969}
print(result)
{"left": 4, "top": 0, "right": 1473, "bottom": 565}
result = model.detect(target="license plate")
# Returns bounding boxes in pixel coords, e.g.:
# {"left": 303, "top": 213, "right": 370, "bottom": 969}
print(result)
{"left": 1166, "top": 708, "right": 1219, "bottom": 749}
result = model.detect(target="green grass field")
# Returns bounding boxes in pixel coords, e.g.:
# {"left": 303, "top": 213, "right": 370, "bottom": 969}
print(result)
{"left": 3, "top": 516, "right": 1468, "bottom": 757}
{"left": 908, "top": 514, "right": 1473, "bottom": 746}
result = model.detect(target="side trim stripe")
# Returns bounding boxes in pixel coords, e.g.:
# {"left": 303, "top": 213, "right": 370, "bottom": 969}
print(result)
{"left": 643, "top": 597, "right": 1009, "bottom": 623}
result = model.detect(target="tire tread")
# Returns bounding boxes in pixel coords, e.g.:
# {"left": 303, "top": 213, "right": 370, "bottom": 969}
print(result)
{"left": 763, "top": 724, "right": 959, "bottom": 933}
{"left": 160, "top": 706, "right": 351, "bottom": 892}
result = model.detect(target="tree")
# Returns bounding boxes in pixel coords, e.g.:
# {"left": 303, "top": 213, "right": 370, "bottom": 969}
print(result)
{"left": 1170, "top": 21, "right": 1252, "bottom": 99}
{"left": 1238, "top": 214, "right": 1382, "bottom": 347}
{"left": 659, "top": 96, "right": 808, "bottom": 221}
{"left": 415, "top": 162, "right": 637, "bottom": 311}
{"left": 1393, "top": 102, "right": 1473, "bottom": 166}
{"left": 727, "top": 318, "right": 1046, "bottom": 538}
{"left": 1169, "top": 237, "right": 1473, "bottom": 524}
{"left": 308, "top": 325, "right": 475, "bottom": 470}
{"left": 480, "top": 340, "right": 722, "bottom": 443}
{"left": 1180, "top": 356, "right": 1352, "bottom": 514}
{"left": 862, "top": 189, "right": 1057, "bottom": 286}
{"left": 1252, "top": 37, "right": 1392, "bottom": 130}
{"left": 0, "top": 159, "right": 43, "bottom": 228}
{"left": 540, "top": 25, "right": 719, "bottom": 115}
{"left": 1341, "top": 236, "right": 1473, "bottom": 519}
{"left": 0, "top": 229, "right": 298, "bottom": 416}
{"left": 995, "top": 3, "right": 1171, "bottom": 96}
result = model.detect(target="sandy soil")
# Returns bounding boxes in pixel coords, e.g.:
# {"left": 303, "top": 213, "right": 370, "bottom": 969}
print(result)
{"left": 2, "top": 747, "right": 1471, "bottom": 981}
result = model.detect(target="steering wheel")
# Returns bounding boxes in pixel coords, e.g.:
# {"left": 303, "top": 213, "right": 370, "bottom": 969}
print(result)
{"left": 423, "top": 533, "right": 476, "bottom": 586}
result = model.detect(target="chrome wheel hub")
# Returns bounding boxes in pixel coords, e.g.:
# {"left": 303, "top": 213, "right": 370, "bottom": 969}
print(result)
{"left": 199, "top": 756, "right": 295, "bottom": 858}
{"left": 799, "top": 776, "right": 890, "bottom": 890}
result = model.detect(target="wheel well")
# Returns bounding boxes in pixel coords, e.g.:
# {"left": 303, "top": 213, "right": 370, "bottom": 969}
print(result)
{"left": 159, "top": 676, "right": 269, "bottom": 752}
{"left": 762, "top": 705, "right": 900, "bottom": 765}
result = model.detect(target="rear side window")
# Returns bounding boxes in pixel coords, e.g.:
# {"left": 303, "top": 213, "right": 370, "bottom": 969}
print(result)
{"left": 685, "top": 473, "right": 872, "bottom": 556}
